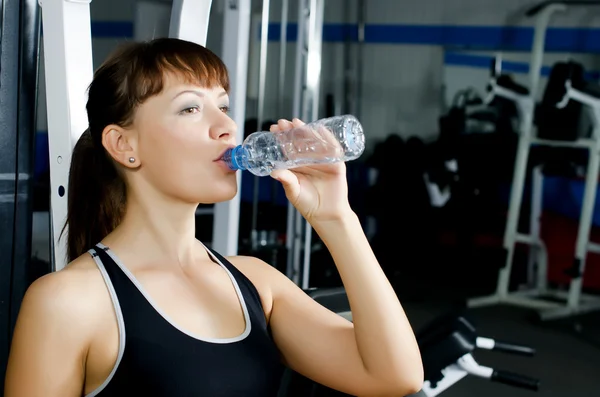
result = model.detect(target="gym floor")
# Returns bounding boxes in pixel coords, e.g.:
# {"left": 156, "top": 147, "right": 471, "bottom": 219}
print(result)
{"left": 395, "top": 275, "right": 600, "bottom": 397}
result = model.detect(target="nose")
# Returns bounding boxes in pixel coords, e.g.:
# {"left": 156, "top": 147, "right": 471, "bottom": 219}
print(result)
{"left": 210, "top": 109, "right": 237, "bottom": 142}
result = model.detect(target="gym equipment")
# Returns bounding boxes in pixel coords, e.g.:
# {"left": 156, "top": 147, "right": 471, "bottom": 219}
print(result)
{"left": 0, "top": 0, "right": 42, "bottom": 389}
{"left": 285, "top": 0, "right": 326, "bottom": 289}
{"left": 415, "top": 315, "right": 539, "bottom": 396}
{"left": 278, "top": 288, "right": 540, "bottom": 397}
{"left": 467, "top": 1, "right": 600, "bottom": 321}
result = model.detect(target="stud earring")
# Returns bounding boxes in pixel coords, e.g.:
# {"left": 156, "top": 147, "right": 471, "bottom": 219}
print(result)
{"left": 128, "top": 157, "right": 135, "bottom": 164}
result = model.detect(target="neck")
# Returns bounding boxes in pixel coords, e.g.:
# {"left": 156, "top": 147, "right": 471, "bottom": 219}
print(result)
{"left": 105, "top": 187, "right": 202, "bottom": 266}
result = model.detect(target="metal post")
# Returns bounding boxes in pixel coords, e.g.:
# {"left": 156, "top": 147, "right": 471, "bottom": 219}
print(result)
{"left": 285, "top": 0, "right": 324, "bottom": 288}
{"left": 41, "top": 0, "right": 94, "bottom": 270}
{"left": 277, "top": 0, "right": 288, "bottom": 117}
{"left": 169, "top": 0, "right": 212, "bottom": 44}
{"left": 211, "top": 0, "right": 251, "bottom": 256}
{"left": 528, "top": 4, "right": 566, "bottom": 98}
{"left": 250, "top": 0, "right": 270, "bottom": 251}
{"left": 0, "top": 0, "right": 41, "bottom": 387}
{"left": 286, "top": 0, "right": 308, "bottom": 284}
{"left": 11, "top": 0, "right": 43, "bottom": 331}
{"left": 497, "top": 95, "right": 535, "bottom": 296}
{"left": 356, "top": 0, "right": 365, "bottom": 120}
{"left": 568, "top": 105, "right": 600, "bottom": 307}
{"left": 300, "top": 0, "right": 324, "bottom": 290}
{"left": 528, "top": 165, "right": 543, "bottom": 288}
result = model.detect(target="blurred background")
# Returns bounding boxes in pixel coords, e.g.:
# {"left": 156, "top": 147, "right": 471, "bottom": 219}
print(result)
{"left": 3, "top": 0, "right": 600, "bottom": 396}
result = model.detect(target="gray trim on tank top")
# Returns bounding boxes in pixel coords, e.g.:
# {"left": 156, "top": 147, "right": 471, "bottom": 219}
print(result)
{"left": 85, "top": 248, "right": 127, "bottom": 397}
{"left": 96, "top": 242, "right": 252, "bottom": 344}
{"left": 84, "top": 243, "right": 253, "bottom": 396}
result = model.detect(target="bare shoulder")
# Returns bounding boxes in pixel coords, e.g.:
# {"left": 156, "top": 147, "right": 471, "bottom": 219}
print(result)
{"left": 33, "top": 253, "right": 104, "bottom": 300}
{"left": 21, "top": 253, "right": 108, "bottom": 332}
{"left": 226, "top": 255, "right": 291, "bottom": 288}
{"left": 226, "top": 254, "right": 276, "bottom": 278}
{"left": 225, "top": 255, "right": 294, "bottom": 319}
{"left": 5, "top": 253, "right": 110, "bottom": 396}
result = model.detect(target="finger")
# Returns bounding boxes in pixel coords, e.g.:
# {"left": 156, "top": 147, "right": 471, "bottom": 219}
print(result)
{"left": 277, "top": 119, "right": 293, "bottom": 131}
{"left": 271, "top": 169, "right": 300, "bottom": 200}
{"left": 269, "top": 124, "right": 279, "bottom": 132}
{"left": 291, "top": 118, "right": 306, "bottom": 127}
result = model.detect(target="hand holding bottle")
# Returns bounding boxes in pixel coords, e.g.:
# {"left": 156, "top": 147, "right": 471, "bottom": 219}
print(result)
{"left": 268, "top": 118, "right": 354, "bottom": 224}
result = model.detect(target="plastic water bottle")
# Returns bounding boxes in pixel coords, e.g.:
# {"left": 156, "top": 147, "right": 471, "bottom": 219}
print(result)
{"left": 221, "top": 115, "right": 365, "bottom": 176}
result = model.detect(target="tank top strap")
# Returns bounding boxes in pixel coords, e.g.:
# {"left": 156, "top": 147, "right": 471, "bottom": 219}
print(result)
{"left": 204, "top": 246, "right": 269, "bottom": 330}
{"left": 89, "top": 244, "right": 133, "bottom": 297}
{"left": 88, "top": 244, "right": 158, "bottom": 323}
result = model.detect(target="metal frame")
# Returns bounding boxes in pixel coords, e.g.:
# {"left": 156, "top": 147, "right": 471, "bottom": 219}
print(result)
{"left": 168, "top": 0, "right": 212, "bottom": 45}
{"left": 467, "top": 3, "right": 600, "bottom": 320}
{"left": 286, "top": 0, "right": 325, "bottom": 288}
{"left": 0, "top": 0, "right": 42, "bottom": 387}
{"left": 211, "top": 0, "right": 251, "bottom": 256}
{"left": 277, "top": 0, "right": 289, "bottom": 117}
{"left": 41, "top": 0, "right": 94, "bottom": 271}
{"left": 249, "top": 0, "right": 270, "bottom": 251}
{"left": 421, "top": 354, "right": 489, "bottom": 397}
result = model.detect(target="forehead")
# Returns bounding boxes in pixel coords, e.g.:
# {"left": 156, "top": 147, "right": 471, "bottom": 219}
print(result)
{"left": 161, "top": 72, "right": 226, "bottom": 95}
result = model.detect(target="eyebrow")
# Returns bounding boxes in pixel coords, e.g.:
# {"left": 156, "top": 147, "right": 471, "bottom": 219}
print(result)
{"left": 172, "top": 89, "right": 228, "bottom": 100}
{"left": 172, "top": 90, "right": 205, "bottom": 100}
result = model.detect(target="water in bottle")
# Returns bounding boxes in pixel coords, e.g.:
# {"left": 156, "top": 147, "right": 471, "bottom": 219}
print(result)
{"left": 221, "top": 115, "right": 365, "bottom": 176}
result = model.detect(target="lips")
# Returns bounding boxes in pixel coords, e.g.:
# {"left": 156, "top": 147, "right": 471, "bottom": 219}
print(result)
{"left": 214, "top": 146, "right": 236, "bottom": 162}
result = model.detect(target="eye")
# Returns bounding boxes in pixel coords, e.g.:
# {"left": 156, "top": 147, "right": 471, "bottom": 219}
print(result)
{"left": 180, "top": 106, "right": 200, "bottom": 115}
{"left": 219, "top": 105, "right": 230, "bottom": 114}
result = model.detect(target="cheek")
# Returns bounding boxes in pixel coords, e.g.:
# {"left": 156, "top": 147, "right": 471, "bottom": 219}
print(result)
{"left": 141, "top": 123, "right": 214, "bottom": 183}
{"left": 143, "top": 121, "right": 208, "bottom": 160}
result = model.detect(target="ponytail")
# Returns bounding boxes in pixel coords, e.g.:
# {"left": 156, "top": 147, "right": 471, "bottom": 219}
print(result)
{"left": 63, "top": 129, "right": 126, "bottom": 262}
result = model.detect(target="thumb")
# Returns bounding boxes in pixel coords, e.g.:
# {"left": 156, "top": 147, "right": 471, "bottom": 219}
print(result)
{"left": 271, "top": 169, "right": 300, "bottom": 200}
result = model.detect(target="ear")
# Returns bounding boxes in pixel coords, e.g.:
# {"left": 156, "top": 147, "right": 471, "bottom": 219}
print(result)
{"left": 101, "top": 124, "right": 140, "bottom": 168}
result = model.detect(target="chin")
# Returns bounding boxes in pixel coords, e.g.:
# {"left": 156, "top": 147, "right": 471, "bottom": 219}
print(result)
{"left": 178, "top": 173, "right": 239, "bottom": 204}
{"left": 213, "top": 190, "right": 238, "bottom": 203}
{"left": 200, "top": 182, "right": 239, "bottom": 204}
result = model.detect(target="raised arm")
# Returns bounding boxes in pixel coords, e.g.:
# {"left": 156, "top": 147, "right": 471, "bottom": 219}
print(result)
{"left": 262, "top": 119, "right": 423, "bottom": 396}
{"left": 262, "top": 212, "right": 423, "bottom": 396}
{"left": 4, "top": 270, "right": 94, "bottom": 397}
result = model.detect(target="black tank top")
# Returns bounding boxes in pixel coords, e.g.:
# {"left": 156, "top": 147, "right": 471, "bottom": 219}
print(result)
{"left": 86, "top": 243, "right": 285, "bottom": 397}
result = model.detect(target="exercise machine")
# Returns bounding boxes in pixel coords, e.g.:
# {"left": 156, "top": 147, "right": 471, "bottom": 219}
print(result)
{"left": 467, "top": 0, "right": 600, "bottom": 321}
{"left": 278, "top": 288, "right": 540, "bottom": 397}
{"left": 414, "top": 314, "right": 539, "bottom": 396}
{"left": 0, "top": 0, "right": 42, "bottom": 389}
{"left": 285, "top": 0, "right": 325, "bottom": 289}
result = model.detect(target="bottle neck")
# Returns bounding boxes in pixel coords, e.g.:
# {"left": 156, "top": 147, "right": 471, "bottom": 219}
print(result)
{"left": 230, "top": 145, "right": 249, "bottom": 170}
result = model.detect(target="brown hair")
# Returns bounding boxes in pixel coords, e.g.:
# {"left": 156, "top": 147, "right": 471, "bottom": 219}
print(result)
{"left": 63, "top": 38, "right": 230, "bottom": 262}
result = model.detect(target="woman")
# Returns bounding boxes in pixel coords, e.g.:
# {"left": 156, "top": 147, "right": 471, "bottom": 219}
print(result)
{"left": 5, "top": 38, "right": 423, "bottom": 397}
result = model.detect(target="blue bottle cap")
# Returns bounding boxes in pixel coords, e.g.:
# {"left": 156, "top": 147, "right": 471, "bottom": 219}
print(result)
{"left": 222, "top": 145, "right": 246, "bottom": 171}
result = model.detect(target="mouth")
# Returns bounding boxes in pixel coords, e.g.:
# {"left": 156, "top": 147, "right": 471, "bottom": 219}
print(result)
{"left": 214, "top": 146, "right": 236, "bottom": 162}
